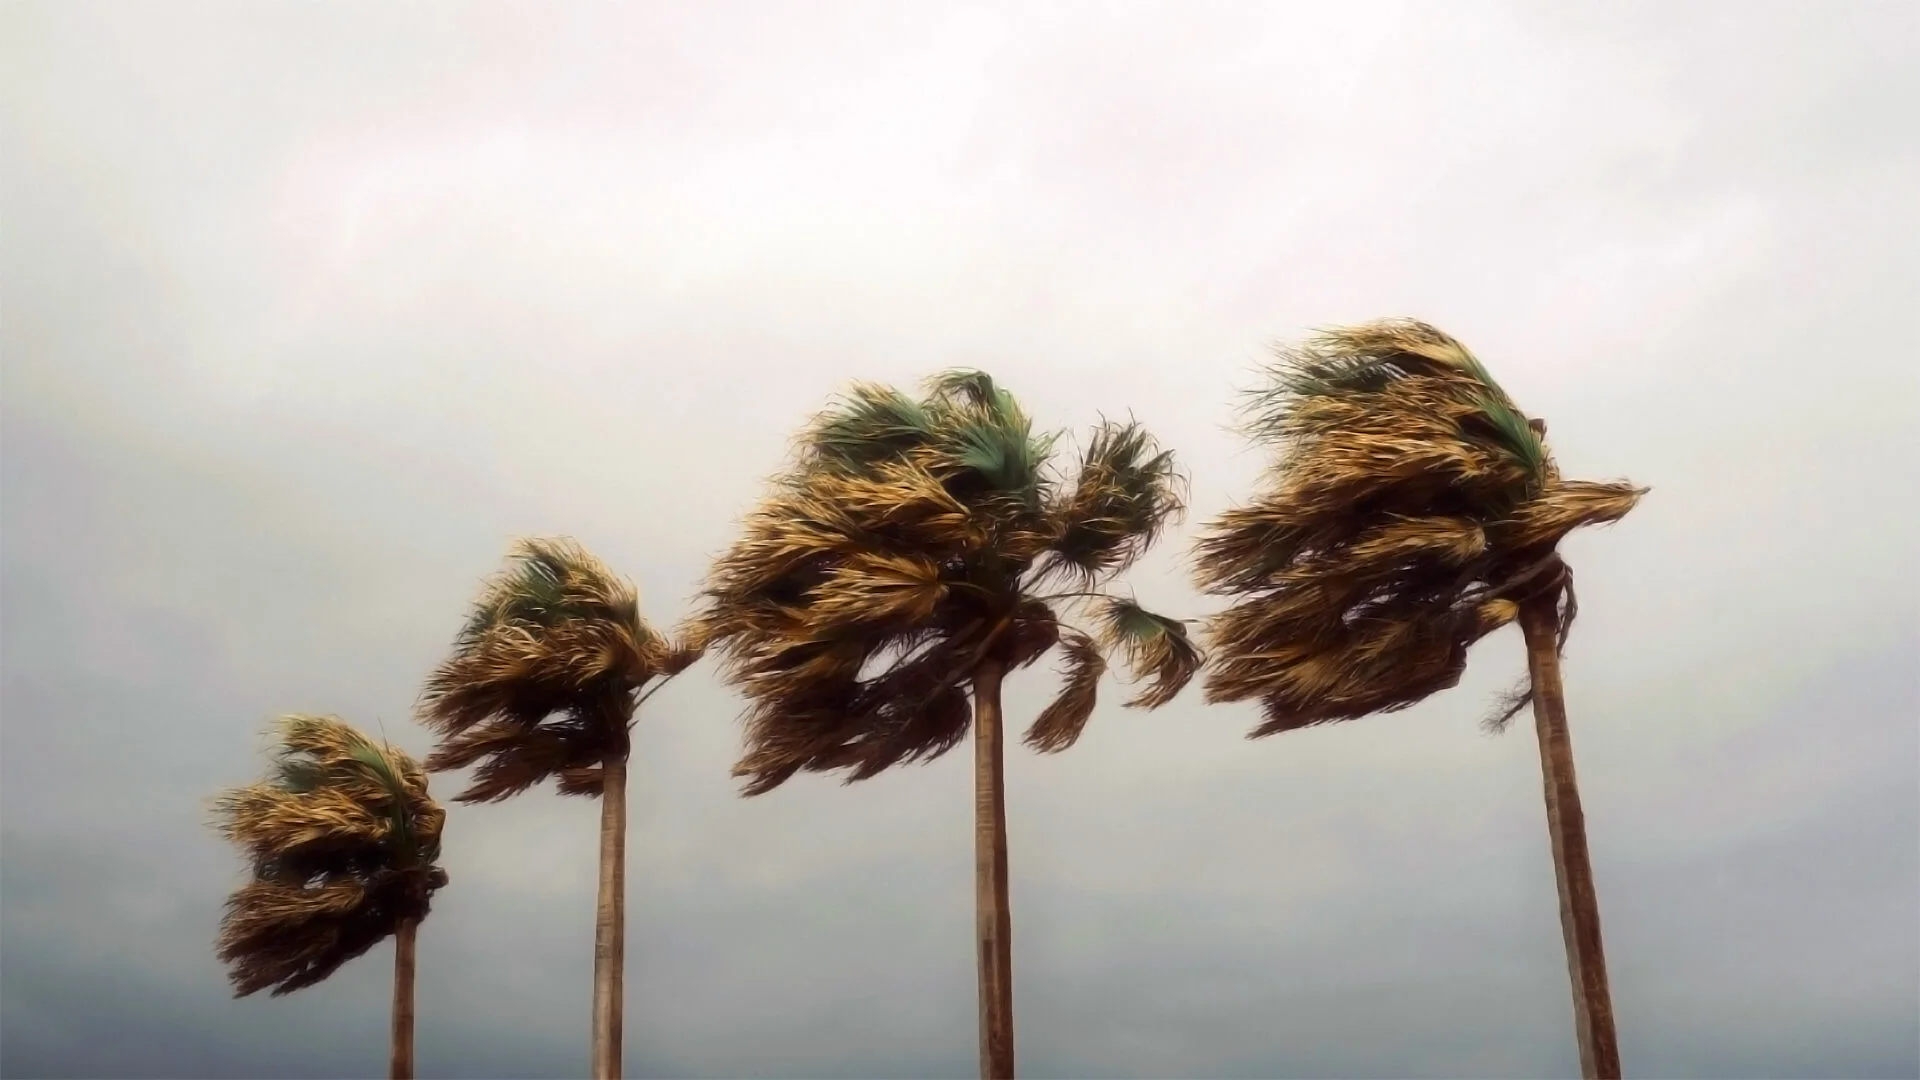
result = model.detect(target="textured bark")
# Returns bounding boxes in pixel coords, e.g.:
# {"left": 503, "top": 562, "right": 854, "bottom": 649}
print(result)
{"left": 972, "top": 657, "right": 1015, "bottom": 1080}
{"left": 591, "top": 751, "right": 630, "bottom": 1080}
{"left": 390, "top": 917, "right": 418, "bottom": 1080}
{"left": 1521, "top": 596, "right": 1622, "bottom": 1080}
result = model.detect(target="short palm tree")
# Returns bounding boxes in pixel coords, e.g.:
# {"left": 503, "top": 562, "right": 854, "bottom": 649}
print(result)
{"left": 417, "top": 537, "right": 699, "bottom": 1080}
{"left": 701, "top": 371, "right": 1201, "bottom": 1080}
{"left": 212, "top": 714, "right": 450, "bottom": 1080}
{"left": 1193, "top": 319, "right": 1645, "bottom": 1080}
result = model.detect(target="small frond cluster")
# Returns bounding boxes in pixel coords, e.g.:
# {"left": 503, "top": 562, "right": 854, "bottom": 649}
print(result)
{"left": 213, "top": 715, "right": 448, "bottom": 997}
{"left": 418, "top": 538, "right": 703, "bottom": 802}
{"left": 1195, "top": 319, "right": 1645, "bottom": 737}
{"left": 702, "top": 371, "right": 1199, "bottom": 794}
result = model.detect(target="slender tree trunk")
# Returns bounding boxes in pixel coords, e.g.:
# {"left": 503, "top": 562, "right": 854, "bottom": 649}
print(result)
{"left": 591, "top": 751, "right": 630, "bottom": 1080}
{"left": 1520, "top": 596, "right": 1621, "bottom": 1080}
{"left": 972, "top": 657, "right": 1015, "bottom": 1080}
{"left": 390, "top": 916, "right": 418, "bottom": 1080}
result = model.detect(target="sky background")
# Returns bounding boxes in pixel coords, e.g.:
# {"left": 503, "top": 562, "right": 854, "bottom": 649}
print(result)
{"left": 3, "top": 2, "right": 1916, "bottom": 1078}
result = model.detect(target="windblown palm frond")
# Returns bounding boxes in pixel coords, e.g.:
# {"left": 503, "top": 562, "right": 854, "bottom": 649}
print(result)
{"left": 703, "top": 371, "right": 1199, "bottom": 794}
{"left": 1195, "top": 319, "right": 1645, "bottom": 736}
{"left": 213, "top": 715, "right": 448, "bottom": 998}
{"left": 418, "top": 538, "right": 703, "bottom": 802}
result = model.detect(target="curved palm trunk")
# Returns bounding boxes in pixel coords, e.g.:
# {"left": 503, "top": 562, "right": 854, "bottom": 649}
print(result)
{"left": 390, "top": 917, "right": 418, "bottom": 1080}
{"left": 591, "top": 751, "right": 630, "bottom": 1080}
{"left": 1520, "top": 596, "right": 1621, "bottom": 1080}
{"left": 972, "top": 657, "right": 1015, "bottom": 1080}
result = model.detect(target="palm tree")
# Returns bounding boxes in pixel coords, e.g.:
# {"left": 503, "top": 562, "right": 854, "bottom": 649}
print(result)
{"left": 1193, "top": 319, "right": 1645, "bottom": 1080}
{"left": 700, "top": 371, "right": 1201, "bottom": 1080}
{"left": 212, "top": 714, "right": 450, "bottom": 1080}
{"left": 416, "top": 537, "right": 700, "bottom": 1080}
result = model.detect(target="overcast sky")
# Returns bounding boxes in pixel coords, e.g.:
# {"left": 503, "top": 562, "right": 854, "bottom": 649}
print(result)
{"left": 3, "top": 2, "right": 1916, "bottom": 1078}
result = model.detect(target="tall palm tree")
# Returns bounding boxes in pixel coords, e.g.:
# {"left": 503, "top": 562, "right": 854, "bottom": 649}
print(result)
{"left": 700, "top": 371, "right": 1202, "bottom": 1080}
{"left": 212, "top": 714, "right": 450, "bottom": 1080}
{"left": 1193, "top": 319, "right": 1645, "bottom": 1080}
{"left": 416, "top": 537, "right": 699, "bottom": 1080}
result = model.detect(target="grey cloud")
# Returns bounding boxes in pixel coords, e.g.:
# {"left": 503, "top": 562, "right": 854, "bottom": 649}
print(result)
{"left": 4, "top": 1, "right": 1915, "bottom": 1078}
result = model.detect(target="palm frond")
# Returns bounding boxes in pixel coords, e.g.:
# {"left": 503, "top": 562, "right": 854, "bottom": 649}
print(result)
{"left": 924, "top": 370, "right": 1057, "bottom": 506}
{"left": 1025, "top": 630, "right": 1106, "bottom": 753}
{"left": 804, "top": 382, "right": 940, "bottom": 476}
{"left": 805, "top": 551, "right": 951, "bottom": 636}
{"left": 1040, "top": 419, "right": 1184, "bottom": 585}
{"left": 1248, "top": 319, "right": 1545, "bottom": 478}
{"left": 1492, "top": 479, "right": 1647, "bottom": 551}
{"left": 1093, "top": 598, "right": 1202, "bottom": 709}
{"left": 660, "top": 620, "right": 710, "bottom": 677}
{"left": 925, "top": 369, "right": 1005, "bottom": 410}
{"left": 1002, "top": 598, "right": 1062, "bottom": 671}
{"left": 423, "top": 718, "right": 605, "bottom": 804}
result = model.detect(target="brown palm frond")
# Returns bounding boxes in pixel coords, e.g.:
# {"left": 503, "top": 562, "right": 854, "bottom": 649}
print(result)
{"left": 805, "top": 464, "right": 986, "bottom": 552}
{"left": 1492, "top": 479, "right": 1647, "bottom": 552}
{"left": 1003, "top": 599, "right": 1062, "bottom": 671}
{"left": 1025, "top": 630, "right": 1107, "bottom": 753}
{"left": 730, "top": 699, "right": 860, "bottom": 796}
{"left": 556, "top": 765, "right": 608, "bottom": 797}
{"left": 419, "top": 537, "right": 672, "bottom": 800}
{"left": 805, "top": 551, "right": 952, "bottom": 636}
{"left": 424, "top": 718, "right": 603, "bottom": 804}
{"left": 218, "top": 784, "right": 389, "bottom": 860}
{"left": 217, "top": 880, "right": 378, "bottom": 997}
{"left": 842, "top": 654, "right": 976, "bottom": 781}
{"left": 212, "top": 716, "right": 447, "bottom": 998}
{"left": 1196, "top": 319, "right": 1645, "bottom": 737}
{"left": 660, "top": 619, "right": 711, "bottom": 678}
{"left": 703, "top": 371, "right": 1192, "bottom": 793}
{"left": 1235, "top": 605, "right": 1502, "bottom": 737}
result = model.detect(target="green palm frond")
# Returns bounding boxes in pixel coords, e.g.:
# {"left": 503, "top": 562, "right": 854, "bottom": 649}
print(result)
{"left": 926, "top": 369, "right": 1012, "bottom": 412}
{"left": 952, "top": 415, "right": 1052, "bottom": 502}
{"left": 806, "top": 383, "right": 939, "bottom": 477}
{"left": 925, "top": 370, "right": 1057, "bottom": 505}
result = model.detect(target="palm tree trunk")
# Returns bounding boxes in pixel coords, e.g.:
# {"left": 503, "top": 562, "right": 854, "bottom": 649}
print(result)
{"left": 1519, "top": 595, "right": 1621, "bottom": 1080}
{"left": 390, "top": 916, "right": 418, "bottom": 1080}
{"left": 972, "top": 656, "right": 1015, "bottom": 1080}
{"left": 591, "top": 751, "right": 630, "bottom": 1080}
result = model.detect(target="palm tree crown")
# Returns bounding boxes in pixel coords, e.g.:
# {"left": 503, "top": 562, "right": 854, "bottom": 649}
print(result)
{"left": 213, "top": 715, "right": 449, "bottom": 997}
{"left": 1194, "top": 319, "right": 1646, "bottom": 734}
{"left": 417, "top": 538, "right": 700, "bottom": 802}
{"left": 701, "top": 369, "right": 1203, "bottom": 795}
